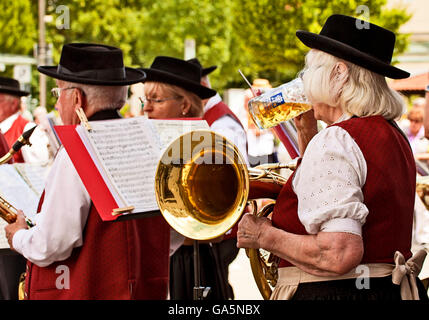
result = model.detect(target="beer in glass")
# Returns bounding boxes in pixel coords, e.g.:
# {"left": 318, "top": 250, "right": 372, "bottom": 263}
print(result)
{"left": 248, "top": 78, "right": 311, "bottom": 129}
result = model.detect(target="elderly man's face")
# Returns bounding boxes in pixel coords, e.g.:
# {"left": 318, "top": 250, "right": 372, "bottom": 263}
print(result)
{"left": 54, "top": 81, "right": 82, "bottom": 125}
{"left": 0, "top": 93, "right": 20, "bottom": 122}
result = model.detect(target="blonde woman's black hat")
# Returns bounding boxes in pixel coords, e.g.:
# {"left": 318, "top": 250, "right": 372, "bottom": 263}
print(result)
{"left": 141, "top": 56, "right": 216, "bottom": 99}
{"left": 187, "top": 58, "right": 217, "bottom": 76}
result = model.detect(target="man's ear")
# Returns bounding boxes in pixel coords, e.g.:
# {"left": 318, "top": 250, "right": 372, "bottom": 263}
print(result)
{"left": 71, "top": 88, "right": 85, "bottom": 111}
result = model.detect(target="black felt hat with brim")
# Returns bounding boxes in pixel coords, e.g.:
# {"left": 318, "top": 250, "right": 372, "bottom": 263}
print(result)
{"left": 141, "top": 56, "right": 216, "bottom": 99}
{"left": 37, "top": 43, "right": 146, "bottom": 85}
{"left": 296, "top": 14, "right": 410, "bottom": 79}
{"left": 187, "top": 58, "right": 218, "bottom": 76}
{"left": 0, "top": 77, "right": 29, "bottom": 96}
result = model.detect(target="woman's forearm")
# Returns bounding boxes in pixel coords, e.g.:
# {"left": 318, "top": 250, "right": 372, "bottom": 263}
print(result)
{"left": 260, "top": 226, "right": 364, "bottom": 276}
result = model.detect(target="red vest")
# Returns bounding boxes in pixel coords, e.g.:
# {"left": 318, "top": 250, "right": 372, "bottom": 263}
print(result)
{"left": 3, "top": 114, "right": 29, "bottom": 163}
{"left": 25, "top": 194, "right": 170, "bottom": 300}
{"left": 272, "top": 116, "right": 415, "bottom": 268}
{"left": 0, "top": 131, "right": 11, "bottom": 163}
{"left": 203, "top": 101, "right": 245, "bottom": 129}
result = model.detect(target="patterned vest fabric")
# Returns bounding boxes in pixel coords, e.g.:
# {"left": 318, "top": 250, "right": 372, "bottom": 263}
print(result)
{"left": 25, "top": 110, "right": 170, "bottom": 299}
{"left": 272, "top": 116, "right": 416, "bottom": 268}
{"left": 3, "top": 115, "right": 29, "bottom": 163}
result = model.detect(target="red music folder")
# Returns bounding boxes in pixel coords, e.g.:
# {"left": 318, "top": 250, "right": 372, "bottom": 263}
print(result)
{"left": 55, "top": 125, "right": 123, "bottom": 221}
{"left": 54, "top": 118, "right": 209, "bottom": 222}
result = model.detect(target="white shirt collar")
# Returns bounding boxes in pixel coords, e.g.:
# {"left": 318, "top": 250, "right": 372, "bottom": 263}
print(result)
{"left": 0, "top": 112, "right": 20, "bottom": 133}
{"left": 333, "top": 113, "right": 353, "bottom": 124}
{"left": 203, "top": 93, "right": 222, "bottom": 113}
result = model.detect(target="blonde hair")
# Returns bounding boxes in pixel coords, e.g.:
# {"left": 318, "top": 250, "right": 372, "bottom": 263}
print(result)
{"left": 301, "top": 49, "right": 406, "bottom": 120}
{"left": 144, "top": 81, "right": 203, "bottom": 117}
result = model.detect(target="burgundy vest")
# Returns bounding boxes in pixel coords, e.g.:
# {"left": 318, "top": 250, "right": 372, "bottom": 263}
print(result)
{"left": 4, "top": 115, "right": 29, "bottom": 163}
{"left": 25, "top": 110, "right": 170, "bottom": 299}
{"left": 272, "top": 116, "right": 416, "bottom": 268}
{"left": 0, "top": 131, "right": 11, "bottom": 163}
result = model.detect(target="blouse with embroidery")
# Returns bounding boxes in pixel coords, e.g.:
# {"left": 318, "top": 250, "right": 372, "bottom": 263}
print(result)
{"left": 292, "top": 115, "right": 368, "bottom": 236}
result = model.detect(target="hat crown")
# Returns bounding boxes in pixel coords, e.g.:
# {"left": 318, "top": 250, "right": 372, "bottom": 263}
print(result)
{"left": 150, "top": 56, "right": 202, "bottom": 83}
{"left": 0, "top": 77, "right": 20, "bottom": 90}
{"left": 59, "top": 43, "right": 125, "bottom": 73}
{"left": 320, "top": 14, "right": 395, "bottom": 64}
{"left": 0, "top": 76, "right": 28, "bottom": 96}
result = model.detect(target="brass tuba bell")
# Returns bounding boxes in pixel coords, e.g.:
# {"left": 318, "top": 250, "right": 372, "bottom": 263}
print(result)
{"left": 154, "top": 130, "right": 293, "bottom": 299}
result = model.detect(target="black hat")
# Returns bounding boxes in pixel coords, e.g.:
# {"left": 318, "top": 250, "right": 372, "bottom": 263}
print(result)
{"left": 141, "top": 56, "right": 216, "bottom": 99}
{"left": 296, "top": 14, "right": 409, "bottom": 79}
{"left": 0, "top": 77, "right": 29, "bottom": 97}
{"left": 187, "top": 58, "right": 217, "bottom": 76}
{"left": 38, "top": 43, "right": 146, "bottom": 85}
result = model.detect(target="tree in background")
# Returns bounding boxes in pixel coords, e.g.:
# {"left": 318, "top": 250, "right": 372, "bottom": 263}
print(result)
{"left": 0, "top": 0, "right": 411, "bottom": 110}
{"left": 232, "top": 0, "right": 411, "bottom": 86}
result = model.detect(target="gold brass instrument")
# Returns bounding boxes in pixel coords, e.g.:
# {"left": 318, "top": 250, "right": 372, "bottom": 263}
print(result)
{"left": 417, "top": 176, "right": 429, "bottom": 210}
{"left": 154, "top": 130, "right": 294, "bottom": 299}
{"left": 0, "top": 125, "right": 36, "bottom": 164}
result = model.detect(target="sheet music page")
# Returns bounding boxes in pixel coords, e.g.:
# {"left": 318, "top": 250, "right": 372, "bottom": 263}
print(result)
{"left": 76, "top": 117, "right": 161, "bottom": 213}
{"left": 0, "top": 165, "right": 40, "bottom": 248}
{"left": 13, "top": 163, "right": 51, "bottom": 197}
{"left": 148, "top": 119, "right": 210, "bottom": 151}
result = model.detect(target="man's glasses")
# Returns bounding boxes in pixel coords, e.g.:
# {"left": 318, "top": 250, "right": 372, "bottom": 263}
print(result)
{"left": 51, "top": 87, "right": 81, "bottom": 99}
{"left": 139, "top": 96, "right": 182, "bottom": 105}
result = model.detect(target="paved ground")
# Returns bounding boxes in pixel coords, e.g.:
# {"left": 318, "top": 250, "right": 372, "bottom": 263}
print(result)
{"left": 228, "top": 248, "right": 263, "bottom": 300}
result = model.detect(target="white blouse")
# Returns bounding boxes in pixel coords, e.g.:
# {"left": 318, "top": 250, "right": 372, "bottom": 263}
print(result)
{"left": 292, "top": 115, "right": 368, "bottom": 236}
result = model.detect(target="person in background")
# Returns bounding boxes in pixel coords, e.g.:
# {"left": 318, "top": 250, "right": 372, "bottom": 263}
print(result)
{"left": 188, "top": 57, "right": 248, "bottom": 300}
{"left": 238, "top": 14, "right": 428, "bottom": 300}
{"left": 244, "top": 79, "right": 277, "bottom": 167}
{"left": 142, "top": 56, "right": 241, "bottom": 300}
{"left": 4, "top": 43, "right": 170, "bottom": 300}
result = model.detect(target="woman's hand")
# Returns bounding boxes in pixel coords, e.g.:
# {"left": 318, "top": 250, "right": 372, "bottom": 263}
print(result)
{"left": 237, "top": 213, "right": 272, "bottom": 249}
{"left": 294, "top": 109, "right": 318, "bottom": 154}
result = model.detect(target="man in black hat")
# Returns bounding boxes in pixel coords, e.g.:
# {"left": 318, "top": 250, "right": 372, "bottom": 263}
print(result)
{"left": 4, "top": 43, "right": 170, "bottom": 299}
{"left": 0, "top": 77, "right": 47, "bottom": 164}
{"left": 237, "top": 14, "right": 428, "bottom": 300}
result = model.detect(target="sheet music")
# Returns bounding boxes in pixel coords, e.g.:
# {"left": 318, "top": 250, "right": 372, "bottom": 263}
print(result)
{"left": 13, "top": 163, "right": 51, "bottom": 197}
{"left": 148, "top": 119, "right": 210, "bottom": 151}
{"left": 0, "top": 165, "right": 40, "bottom": 249}
{"left": 76, "top": 117, "right": 161, "bottom": 213}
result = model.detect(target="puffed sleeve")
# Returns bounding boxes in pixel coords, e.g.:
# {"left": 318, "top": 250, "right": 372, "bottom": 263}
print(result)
{"left": 292, "top": 126, "right": 368, "bottom": 236}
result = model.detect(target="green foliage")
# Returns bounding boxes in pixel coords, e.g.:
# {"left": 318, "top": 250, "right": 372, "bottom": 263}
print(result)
{"left": 0, "top": 0, "right": 37, "bottom": 55}
{"left": 0, "top": 0, "right": 412, "bottom": 107}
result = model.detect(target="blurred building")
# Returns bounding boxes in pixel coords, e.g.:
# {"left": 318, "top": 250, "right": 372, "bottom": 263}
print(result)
{"left": 387, "top": 0, "right": 429, "bottom": 95}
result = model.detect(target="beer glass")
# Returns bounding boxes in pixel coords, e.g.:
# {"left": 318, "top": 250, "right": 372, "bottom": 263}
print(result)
{"left": 248, "top": 78, "right": 311, "bottom": 129}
